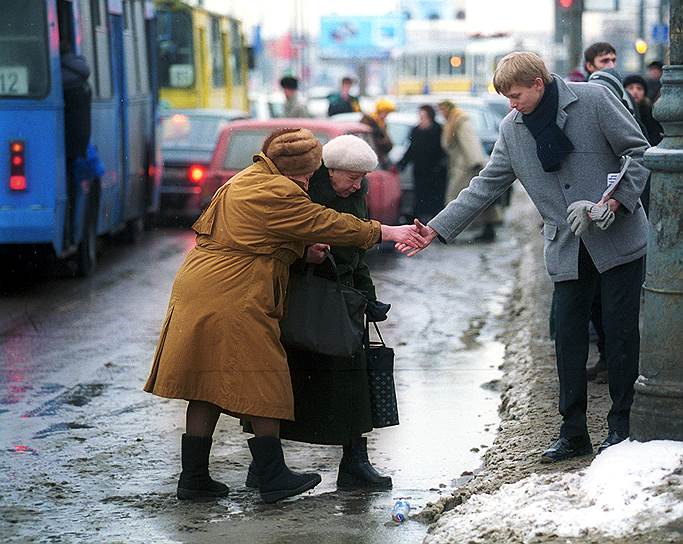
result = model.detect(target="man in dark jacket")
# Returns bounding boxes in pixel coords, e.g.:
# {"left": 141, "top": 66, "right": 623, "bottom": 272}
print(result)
{"left": 327, "top": 76, "right": 361, "bottom": 116}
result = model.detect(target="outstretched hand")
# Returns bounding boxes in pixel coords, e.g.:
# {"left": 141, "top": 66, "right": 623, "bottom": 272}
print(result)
{"left": 395, "top": 219, "right": 438, "bottom": 256}
{"left": 380, "top": 223, "right": 428, "bottom": 248}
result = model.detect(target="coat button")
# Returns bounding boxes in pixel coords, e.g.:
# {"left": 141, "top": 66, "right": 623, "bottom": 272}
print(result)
{"left": 564, "top": 184, "right": 571, "bottom": 189}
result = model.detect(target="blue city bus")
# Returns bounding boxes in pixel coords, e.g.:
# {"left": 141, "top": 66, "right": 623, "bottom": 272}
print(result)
{"left": 0, "top": 0, "right": 161, "bottom": 276}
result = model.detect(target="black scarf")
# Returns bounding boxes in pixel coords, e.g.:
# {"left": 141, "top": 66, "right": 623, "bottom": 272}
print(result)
{"left": 522, "top": 79, "right": 574, "bottom": 172}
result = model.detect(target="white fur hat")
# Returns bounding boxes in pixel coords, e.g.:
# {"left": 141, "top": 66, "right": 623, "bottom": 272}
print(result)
{"left": 322, "top": 135, "right": 378, "bottom": 173}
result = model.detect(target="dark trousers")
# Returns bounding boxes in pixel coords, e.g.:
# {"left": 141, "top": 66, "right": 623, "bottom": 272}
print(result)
{"left": 553, "top": 243, "right": 643, "bottom": 438}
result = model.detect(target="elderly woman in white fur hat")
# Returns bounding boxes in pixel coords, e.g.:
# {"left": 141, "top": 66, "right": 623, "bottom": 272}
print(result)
{"left": 244, "top": 134, "right": 395, "bottom": 490}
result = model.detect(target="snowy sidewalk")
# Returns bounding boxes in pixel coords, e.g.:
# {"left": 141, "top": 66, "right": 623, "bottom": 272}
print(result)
{"left": 420, "top": 188, "right": 683, "bottom": 543}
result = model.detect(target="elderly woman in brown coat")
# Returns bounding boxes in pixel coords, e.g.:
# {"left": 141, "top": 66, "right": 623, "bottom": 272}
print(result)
{"left": 144, "top": 128, "right": 423, "bottom": 504}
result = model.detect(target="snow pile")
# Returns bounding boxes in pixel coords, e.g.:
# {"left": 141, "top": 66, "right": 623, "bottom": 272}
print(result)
{"left": 425, "top": 440, "right": 683, "bottom": 543}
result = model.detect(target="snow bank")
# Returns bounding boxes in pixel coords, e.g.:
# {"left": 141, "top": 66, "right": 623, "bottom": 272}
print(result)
{"left": 425, "top": 440, "right": 683, "bottom": 543}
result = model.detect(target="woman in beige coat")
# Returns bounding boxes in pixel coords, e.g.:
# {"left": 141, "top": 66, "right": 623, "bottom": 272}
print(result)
{"left": 144, "top": 128, "right": 422, "bottom": 504}
{"left": 439, "top": 100, "right": 502, "bottom": 241}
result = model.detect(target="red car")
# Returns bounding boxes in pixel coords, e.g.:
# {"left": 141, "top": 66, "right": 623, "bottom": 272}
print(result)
{"left": 206, "top": 119, "right": 402, "bottom": 224}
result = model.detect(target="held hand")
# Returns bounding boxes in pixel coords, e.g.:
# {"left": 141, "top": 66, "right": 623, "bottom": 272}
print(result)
{"left": 380, "top": 224, "right": 428, "bottom": 248}
{"left": 597, "top": 197, "right": 621, "bottom": 214}
{"left": 396, "top": 219, "right": 438, "bottom": 256}
{"left": 305, "top": 243, "right": 330, "bottom": 264}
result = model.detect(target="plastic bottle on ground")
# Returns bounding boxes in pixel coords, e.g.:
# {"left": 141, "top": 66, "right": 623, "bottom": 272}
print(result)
{"left": 391, "top": 500, "right": 410, "bottom": 522}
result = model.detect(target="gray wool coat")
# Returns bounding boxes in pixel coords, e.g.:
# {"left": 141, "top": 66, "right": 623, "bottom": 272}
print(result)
{"left": 429, "top": 75, "right": 650, "bottom": 282}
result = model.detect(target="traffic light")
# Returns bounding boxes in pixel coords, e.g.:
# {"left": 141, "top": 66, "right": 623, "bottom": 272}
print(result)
{"left": 559, "top": 0, "right": 573, "bottom": 8}
{"left": 635, "top": 39, "right": 648, "bottom": 55}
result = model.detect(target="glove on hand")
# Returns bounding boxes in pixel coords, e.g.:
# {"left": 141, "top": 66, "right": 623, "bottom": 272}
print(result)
{"left": 567, "top": 200, "right": 594, "bottom": 236}
{"left": 589, "top": 203, "right": 615, "bottom": 230}
{"left": 366, "top": 300, "right": 391, "bottom": 322}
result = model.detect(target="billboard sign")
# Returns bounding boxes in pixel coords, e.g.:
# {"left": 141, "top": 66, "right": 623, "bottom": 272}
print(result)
{"left": 319, "top": 15, "right": 405, "bottom": 59}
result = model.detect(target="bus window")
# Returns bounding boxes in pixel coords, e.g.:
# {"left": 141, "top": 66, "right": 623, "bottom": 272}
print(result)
{"left": 123, "top": 0, "right": 139, "bottom": 95}
{"left": 157, "top": 9, "right": 194, "bottom": 88}
{"left": 93, "top": 0, "right": 112, "bottom": 98}
{"left": 133, "top": 0, "right": 149, "bottom": 94}
{"left": 229, "top": 20, "right": 242, "bottom": 86}
{"left": 0, "top": 0, "right": 49, "bottom": 98}
{"left": 210, "top": 17, "right": 225, "bottom": 88}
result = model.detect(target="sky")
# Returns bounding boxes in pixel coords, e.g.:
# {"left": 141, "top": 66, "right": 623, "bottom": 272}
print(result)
{"left": 201, "top": 0, "right": 554, "bottom": 39}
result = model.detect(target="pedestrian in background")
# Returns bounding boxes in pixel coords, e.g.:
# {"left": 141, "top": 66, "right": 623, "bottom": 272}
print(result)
{"left": 360, "top": 98, "right": 396, "bottom": 169}
{"left": 328, "top": 76, "right": 361, "bottom": 116}
{"left": 143, "top": 128, "right": 423, "bottom": 504}
{"left": 623, "top": 74, "right": 663, "bottom": 147}
{"left": 645, "top": 60, "right": 663, "bottom": 102}
{"left": 280, "top": 75, "right": 310, "bottom": 118}
{"left": 439, "top": 99, "right": 500, "bottom": 242}
{"left": 404, "top": 52, "right": 650, "bottom": 462}
{"left": 245, "top": 135, "right": 393, "bottom": 490}
{"left": 398, "top": 105, "right": 448, "bottom": 222}
{"left": 584, "top": 42, "right": 616, "bottom": 75}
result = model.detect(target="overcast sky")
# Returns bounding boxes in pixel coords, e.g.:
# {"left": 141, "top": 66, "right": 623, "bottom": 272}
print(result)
{"left": 202, "top": 0, "right": 554, "bottom": 38}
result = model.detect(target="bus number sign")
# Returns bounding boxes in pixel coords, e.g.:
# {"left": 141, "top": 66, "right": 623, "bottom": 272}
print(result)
{"left": 0, "top": 66, "right": 29, "bottom": 95}
{"left": 169, "top": 64, "right": 194, "bottom": 88}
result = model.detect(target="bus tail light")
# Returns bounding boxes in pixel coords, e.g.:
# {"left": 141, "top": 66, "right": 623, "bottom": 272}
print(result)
{"left": 9, "top": 140, "right": 26, "bottom": 191}
{"left": 188, "top": 165, "right": 206, "bottom": 184}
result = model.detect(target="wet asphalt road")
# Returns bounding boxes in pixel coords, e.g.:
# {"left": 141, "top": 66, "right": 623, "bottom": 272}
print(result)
{"left": 0, "top": 218, "right": 519, "bottom": 543}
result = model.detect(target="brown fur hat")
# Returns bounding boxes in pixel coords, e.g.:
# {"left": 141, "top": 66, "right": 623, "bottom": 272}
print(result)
{"left": 261, "top": 128, "right": 322, "bottom": 176}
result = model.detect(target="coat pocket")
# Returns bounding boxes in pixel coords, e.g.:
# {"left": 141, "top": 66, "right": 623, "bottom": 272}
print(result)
{"left": 543, "top": 223, "right": 558, "bottom": 241}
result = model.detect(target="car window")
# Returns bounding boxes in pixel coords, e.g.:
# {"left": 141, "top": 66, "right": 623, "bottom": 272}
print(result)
{"left": 161, "top": 113, "right": 230, "bottom": 150}
{"left": 458, "top": 106, "right": 486, "bottom": 133}
{"left": 223, "top": 129, "right": 331, "bottom": 170}
{"left": 386, "top": 121, "right": 412, "bottom": 146}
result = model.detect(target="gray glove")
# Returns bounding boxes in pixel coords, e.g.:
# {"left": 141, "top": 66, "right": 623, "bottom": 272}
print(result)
{"left": 589, "top": 202, "right": 615, "bottom": 230}
{"left": 567, "top": 200, "right": 594, "bottom": 236}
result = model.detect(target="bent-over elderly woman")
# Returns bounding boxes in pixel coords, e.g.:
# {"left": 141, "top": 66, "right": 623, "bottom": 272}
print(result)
{"left": 244, "top": 135, "right": 394, "bottom": 490}
{"left": 143, "top": 128, "right": 423, "bottom": 504}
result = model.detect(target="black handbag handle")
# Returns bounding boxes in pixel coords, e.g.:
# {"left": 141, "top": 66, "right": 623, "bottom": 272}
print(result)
{"left": 303, "top": 248, "right": 343, "bottom": 291}
{"left": 366, "top": 321, "right": 386, "bottom": 347}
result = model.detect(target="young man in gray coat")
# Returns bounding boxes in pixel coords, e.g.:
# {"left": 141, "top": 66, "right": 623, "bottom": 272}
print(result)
{"left": 401, "top": 52, "right": 650, "bottom": 462}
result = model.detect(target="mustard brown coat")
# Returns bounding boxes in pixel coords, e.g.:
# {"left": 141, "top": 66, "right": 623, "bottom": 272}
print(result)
{"left": 144, "top": 154, "right": 381, "bottom": 420}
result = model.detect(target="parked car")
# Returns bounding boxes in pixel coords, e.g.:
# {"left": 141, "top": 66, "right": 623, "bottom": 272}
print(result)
{"left": 206, "top": 119, "right": 402, "bottom": 225}
{"left": 159, "top": 109, "right": 249, "bottom": 219}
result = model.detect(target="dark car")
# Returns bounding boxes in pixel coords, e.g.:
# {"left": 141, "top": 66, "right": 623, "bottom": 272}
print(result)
{"left": 159, "top": 109, "right": 249, "bottom": 219}
{"left": 206, "top": 119, "right": 402, "bottom": 225}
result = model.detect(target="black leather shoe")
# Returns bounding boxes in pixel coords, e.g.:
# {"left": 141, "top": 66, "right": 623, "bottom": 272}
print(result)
{"left": 540, "top": 436, "right": 593, "bottom": 463}
{"left": 597, "top": 430, "right": 628, "bottom": 454}
{"left": 177, "top": 434, "right": 230, "bottom": 500}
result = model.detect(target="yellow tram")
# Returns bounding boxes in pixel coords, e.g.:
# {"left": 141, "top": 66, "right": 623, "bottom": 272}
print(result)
{"left": 155, "top": 0, "right": 249, "bottom": 110}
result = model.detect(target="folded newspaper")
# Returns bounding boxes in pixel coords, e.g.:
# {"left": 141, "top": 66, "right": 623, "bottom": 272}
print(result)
{"left": 601, "top": 156, "right": 632, "bottom": 201}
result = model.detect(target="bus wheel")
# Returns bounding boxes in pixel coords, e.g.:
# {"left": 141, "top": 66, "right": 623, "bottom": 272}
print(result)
{"left": 122, "top": 217, "right": 144, "bottom": 243}
{"left": 76, "top": 199, "right": 98, "bottom": 277}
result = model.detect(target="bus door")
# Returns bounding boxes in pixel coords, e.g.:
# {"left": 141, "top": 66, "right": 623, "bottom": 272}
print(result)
{"left": 121, "top": 0, "right": 154, "bottom": 222}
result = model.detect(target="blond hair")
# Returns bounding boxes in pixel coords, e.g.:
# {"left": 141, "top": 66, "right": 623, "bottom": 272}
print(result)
{"left": 493, "top": 51, "right": 552, "bottom": 95}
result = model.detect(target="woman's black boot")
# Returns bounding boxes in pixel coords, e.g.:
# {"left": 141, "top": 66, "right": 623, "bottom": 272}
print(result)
{"left": 337, "top": 437, "right": 392, "bottom": 489}
{"left": 177, "top": 434, "right": 230, "bottom": 500}
{"left": 245, "top": 459, "right": 259, "bottom": 488}
{"left": 247, "top": 436, "right": 321, "bottom": 503}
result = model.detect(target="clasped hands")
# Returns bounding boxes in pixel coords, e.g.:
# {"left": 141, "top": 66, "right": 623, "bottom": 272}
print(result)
{"left": 305, "top": 221, "right": 437, "bottom": 264}
{"left": 567, "top": 198, "right": 620, "bottom": 237}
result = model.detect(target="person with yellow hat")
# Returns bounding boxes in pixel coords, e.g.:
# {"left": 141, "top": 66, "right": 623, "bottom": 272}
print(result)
{"left": 144, "top": 128, "right": 424, "bottom": 505}
{"left": 361, "top": 98, "right": 396, "bottom": 168}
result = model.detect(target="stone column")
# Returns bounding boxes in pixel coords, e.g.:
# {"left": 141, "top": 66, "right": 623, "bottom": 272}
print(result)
{"left": 630, "top": 0, "right": 683, "bottom": 442}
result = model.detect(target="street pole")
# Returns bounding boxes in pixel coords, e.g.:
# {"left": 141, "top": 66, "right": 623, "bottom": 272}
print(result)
{"left": 630, "top": 0, "right": 683, "bottom": 442}
{"left": 639, "top": 0, "right": 647, "bottom": 71}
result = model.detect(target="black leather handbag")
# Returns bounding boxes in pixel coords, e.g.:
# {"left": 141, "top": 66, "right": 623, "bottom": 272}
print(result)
{"left": 365, "top": 322, "right": 399, "bottom": 428}
{"left": 280, "top": 251, "right": 367, "bottom": 358}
